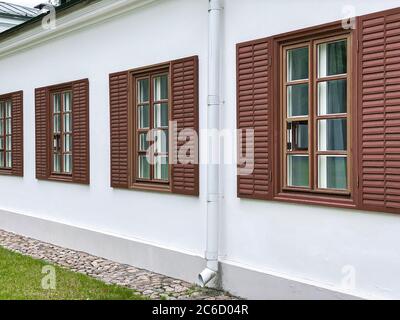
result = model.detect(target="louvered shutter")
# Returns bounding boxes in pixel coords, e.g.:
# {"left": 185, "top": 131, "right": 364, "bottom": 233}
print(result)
{"left": 236, "top": 38, "right": 272, "bottom": 200}
{"left": 11, "top": 91, "right": 23, "bottom": 177}
{"left": 170, "top": 56, "right": 199, "bottom": 196}
{"left": 72, "top": 79, "right": 90, "bottom": 184}
{"left": 109, "top": 71, "right": 130, "bottom": 188}
{"left": 358, "top": 8, "right": 400, "bottom": 212}
{"left": 35, "top": 87, "right": 49, "bottom": 180}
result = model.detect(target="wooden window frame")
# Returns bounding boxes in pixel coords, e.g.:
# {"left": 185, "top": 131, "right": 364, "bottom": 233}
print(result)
{"left": 47, "top": 84, "right": 74, "bottom": 182}
{"left": 110, "top": 56, "right": 199, "bottom": 195}
{"left": 50, "top": 87, "right": 73, "bottom": 178}
{"left": 36, "top": 79, "right": 89, "bottom": 184}
{"left": 0, "top": 95, "right": 12, "bottom": 174}
{"left": 129, "top": 63, "right": 172, "bottom": 193}
{"left": 281, "top": 34, "right": 352, "bottom": 196}
{"left": 282, "top": 41, "right": 312, "bottom": 192}
{"left": 313, "top": 35, "right": 351, "bottom": 195}
{"left": 271, "top": 21, "right": 359, "bottom": 209}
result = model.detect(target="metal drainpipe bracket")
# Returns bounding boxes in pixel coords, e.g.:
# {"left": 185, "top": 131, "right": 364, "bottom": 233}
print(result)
{"left": 205, "top": 251, "right": 218, "bottom": 260}
{"left": 209, "top": 0, "right": 223, "bottom": 12}
{"left": 208, "top": 94, "right": 220, "bottom": 106}
{"left": 207, "top": 193, "right": 220, "bottom": 203}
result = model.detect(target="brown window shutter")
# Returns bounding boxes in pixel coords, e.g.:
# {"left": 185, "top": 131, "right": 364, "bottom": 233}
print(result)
{"left": 236, "top": 38, "right": 273, "bottom": 200}
{"left": 358, "top": 8, "right": 400, "bottom": 212}
{"left": 72, "top": 79, "right": 90, "bottom": 184}
{"left": 109, "top": 71, "right": 130, "bottom": 188}
{"left": 35, "top": 87, "right": 49, "bottom": 180}
{"left": 170, "top": 56, "right": 199, "bottom": 196}
{"left": 11, "top": 91, "right": 23, "bottom": 177}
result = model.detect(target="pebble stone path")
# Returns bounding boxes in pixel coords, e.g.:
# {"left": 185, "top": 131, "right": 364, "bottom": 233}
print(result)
{"left": 0, "top": 229, "right": 237, "bottom": 300}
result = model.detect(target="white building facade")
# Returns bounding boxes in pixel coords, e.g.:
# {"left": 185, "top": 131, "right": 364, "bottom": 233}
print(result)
{"left": 0, "top": 0, "right": 399, "bottom": 300}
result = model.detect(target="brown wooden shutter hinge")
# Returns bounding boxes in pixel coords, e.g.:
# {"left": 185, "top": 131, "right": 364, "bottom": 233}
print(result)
{"left": 357, "top": 175, "right": 360, "bottom": 188}
{"left": 357, "top": 39, "right": 360, "bottom": 53}
{"left": 269, "top": 171, "right": 273, "bottom": 183}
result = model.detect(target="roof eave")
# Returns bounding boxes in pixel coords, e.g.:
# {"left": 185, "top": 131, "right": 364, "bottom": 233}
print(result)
{"left": 0, "top": 12, "right": 34, "bottom": 20}
{"left": 0, "top": 0, "right": 157, "bottom": 60}
{"left": 0, "top": 0, "right": 92, "bottom": 42}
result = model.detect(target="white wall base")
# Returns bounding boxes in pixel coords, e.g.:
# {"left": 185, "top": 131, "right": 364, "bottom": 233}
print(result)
{"left": 219, "top": 262, "right": 362, "bottom": 300}
{"left": 0, "top": 209, "right": 363, "bottom": 300}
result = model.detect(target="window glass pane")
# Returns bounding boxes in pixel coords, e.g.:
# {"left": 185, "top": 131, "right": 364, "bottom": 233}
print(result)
{"left": 287, "top": 84, "right": 308, "bottom": 117}
{"left": 5, "top": 101, "right": 11, "bottom": 118}
{"left": 0, "top": 138, "right": 3, "bottom": 150}
{"left": 5, "top": 152, "right": 11, "bottom": 168}
{"left": 64, "top": 113, "right": 72, "bottom": 133}
{"left": 53, "top": 93, "right": 61, "bottom": 113}
{"left": 318, "top": 156, "right": 347, "bottom": 190}
{"left": 53, "top": 135, "right": 60, "bottom": 152}
{"left": 53, "top": 136, "right": 57, "bottom": 151}
{"left": 318, "top": 79, "right": 347, "bottom": 115}
{"left": 0, "top": 152, "right": 3, "bottom": 167}
{"left": 5, "top": 136, "right": 11, "bottom": 151}
{"left": 154, "top": 130, "right": 168, "bottom": 153}
{"left": 287, "top": 121, "right": 308, "bottom": 151}
{"left": 154, "top": 156, "right": 169, "bottom": 181}
{"left": 0, "top": 119, "right": 3, "bottom": 135}
{"left": 138, "top": 155, "right": 150, "bottom": 179}
{"left": 138, "top": 104, "right": 150, "bottom": 129}
{"left": 288, "top": 155, "right": 309, "bottom": 187}
{"left": 64, "top": 154, "right": 72, "bottom": 174}
{"left": 53, "top": 154, "right": 61, "bottom": 173}
{"left": 139, "top": 133, "right": 149, "bottom": 152}
{"left": 53, "top": 114, "right": 61, "bottom": 133}
{"left": 318, "top": 119, "right": 347, "bottom": 151}
{"left": 63, "top": 92, "right": 72, "bottom": 112}
{"left": 154, "top": 103, "right": 168, "bottom": 128}
{"left": 154, "top": 75, "right": 168, "bottom": 101}
{"left": 5, "top": 119, "right": 11, "bottom": 135}
{"left": 0, "top": 102, "right": 3, "bottom": 118}
{"left": 287, "top": 47, "right": 309, "bottom": 81}
{"left": 64, "top": 134, "right": 72, "bottom": 153}
{"left": 318, "top": 40, "right": 347, "bottom": 78}
{"left": 137, "top": 79, "right": 149, "bottom": 103}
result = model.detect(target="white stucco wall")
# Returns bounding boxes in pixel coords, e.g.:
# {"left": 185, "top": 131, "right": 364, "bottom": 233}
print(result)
{"left": 221, "top": 0, "right": 400, "bottom": 299}
{"left": 0, "top": 0, "right": 399, "bottom": 299}
{"left": 0, "top": 0, "right": 209, "bottom": 256}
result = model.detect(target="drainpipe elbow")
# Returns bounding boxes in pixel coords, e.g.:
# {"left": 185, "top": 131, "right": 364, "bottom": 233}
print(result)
{"left": 198, "top": 268, "right": 217, "bottom": 287}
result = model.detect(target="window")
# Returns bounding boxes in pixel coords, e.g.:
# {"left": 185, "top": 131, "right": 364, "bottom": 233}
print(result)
{"left": 0, "top": 99, "right": 12, "bottom": 169}
{"left": 135, "top": 71, "right": 169, "bottom": 184}
{"left": 0, "top": 91, "right": 23, "bottom": 176}
{"left": 51, "top": 90, "right": 73, "bottom": 175}
{"left": 35, "top": 79, "right": 89, "bottom": 184}
{"left": 109, "top": 56, "right": 199, "bottom": 195}
{"left": 238, "top": 9, "right": 400, "bottom": 214}
{"left": 282, "top": 35, "right": 350, "bottom": 194}
{"left": 237, "top": 25, "right": 355, "bottom": 203}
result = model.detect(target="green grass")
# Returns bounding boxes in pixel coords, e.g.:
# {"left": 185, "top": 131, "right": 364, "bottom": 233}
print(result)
{"left": 0, "top": 246, "right": 146, "bottom": 300}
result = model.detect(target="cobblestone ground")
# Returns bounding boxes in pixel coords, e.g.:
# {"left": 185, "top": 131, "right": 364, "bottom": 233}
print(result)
{"left": 0, "top": 229, "right": 237, "bottom": 300}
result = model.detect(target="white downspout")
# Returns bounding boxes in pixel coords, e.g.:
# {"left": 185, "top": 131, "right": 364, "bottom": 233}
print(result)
{"left": 198, "top": 0, "right": 223, "bottom": 287}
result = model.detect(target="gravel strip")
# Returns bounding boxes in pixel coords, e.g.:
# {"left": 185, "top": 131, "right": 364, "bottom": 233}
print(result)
{"left": 0, "top": 229, "right": 237, "bottom": 300}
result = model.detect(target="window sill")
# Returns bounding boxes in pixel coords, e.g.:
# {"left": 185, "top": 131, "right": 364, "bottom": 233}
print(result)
{"left": 0, "top": 169, "right": 13, "bottom": 176}
{"left": 48, "top": 174, "right": 73, "bottom": 183}
{"left": 282, "top": 187, "right": 351, "bottom": 196}
{"left": 130, "top": 182, "right": 171, "bottom": 193}
{"left": 274, "top": 191, "right": 356, "bottom": 210}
